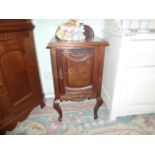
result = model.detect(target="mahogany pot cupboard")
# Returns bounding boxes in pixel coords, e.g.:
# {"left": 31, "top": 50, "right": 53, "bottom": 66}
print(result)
{"left": 47, "top": 38, "right": 109, "bottom": 121}
{"left": 0, "top": 20, "right": 45, "bottom": 134}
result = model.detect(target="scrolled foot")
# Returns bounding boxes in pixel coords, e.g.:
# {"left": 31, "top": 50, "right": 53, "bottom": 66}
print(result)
{"left": 94, "top": 115, "right": 98, "bottom": 120}
{"left": 94, "top": 97, "right": 103, "bottom": 120}
{"left": 58, "top": 117, "right": 62, "bottom": 121}
{"left": 40, "top": 103, "right": 45, "bottom": 109}
{"left": 53, "top": 99, "right": 62, "bottom": 121}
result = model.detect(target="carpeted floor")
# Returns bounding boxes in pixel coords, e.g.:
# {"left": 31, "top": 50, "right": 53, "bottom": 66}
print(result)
{"left": 6, "top": 99, "right": 155, "bottom": 135}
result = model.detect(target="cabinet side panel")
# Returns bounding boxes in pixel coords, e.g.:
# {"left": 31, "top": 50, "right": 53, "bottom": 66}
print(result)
{"left": 102, "top": 33, "right": 122, "bottom": 108}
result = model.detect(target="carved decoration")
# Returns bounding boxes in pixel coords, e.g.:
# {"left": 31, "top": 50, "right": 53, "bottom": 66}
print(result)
{"left": 62, "top": 48, "right": 95, "bottom": 88}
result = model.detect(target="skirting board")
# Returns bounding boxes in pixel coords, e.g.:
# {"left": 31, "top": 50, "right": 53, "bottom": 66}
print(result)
{"left": 101, "top": 87, "right": 112, "bottom": 111}
{"left": 114, "top": 104, "right": 155, "bottom": 117}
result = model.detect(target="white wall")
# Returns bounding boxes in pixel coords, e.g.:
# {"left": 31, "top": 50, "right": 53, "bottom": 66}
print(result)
{"left": 32, "top": 19, "right": 105, "bottom": 98}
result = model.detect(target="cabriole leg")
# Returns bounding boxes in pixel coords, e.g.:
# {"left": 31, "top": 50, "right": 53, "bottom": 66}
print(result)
{"left": 94, "top": 97, "right": 103, "bottom": 119}
{"left": 53, "top": 99, "right": 62, "bottom": 121}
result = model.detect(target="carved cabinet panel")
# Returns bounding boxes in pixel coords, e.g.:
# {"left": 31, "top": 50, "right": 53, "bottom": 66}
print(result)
{"left": 48, "top": 38, "right": 109, "bottom": 121}
{"left": 0, "top": 39, "right": 32, "bottom": 108}
{"left": 56, "top": 48, "right": 99, "bottom": 97}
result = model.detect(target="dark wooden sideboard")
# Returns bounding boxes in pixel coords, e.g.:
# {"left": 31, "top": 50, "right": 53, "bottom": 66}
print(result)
{"left": 47, "top": 38, "right": 109, "bottom": 121}
{"left": 0, "top": 20, "right": 45, "bottom": 134}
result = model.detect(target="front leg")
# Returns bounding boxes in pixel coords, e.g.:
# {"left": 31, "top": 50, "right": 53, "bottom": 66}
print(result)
{"left": 53, "top": 99, "right": 62, "bottom": 121}
{"left": 94, "top": 97, "right": 103, "bottom": 119}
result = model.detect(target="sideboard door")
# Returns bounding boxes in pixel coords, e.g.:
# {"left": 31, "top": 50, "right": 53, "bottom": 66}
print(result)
{"left": 0, "top": 38, "right": 39, "bottom": 114}
{"left": 56, "top": 48, "right": 100, "bottom": 99}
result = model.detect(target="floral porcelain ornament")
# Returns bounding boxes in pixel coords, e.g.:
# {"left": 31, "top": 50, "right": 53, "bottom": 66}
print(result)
{"left": 55, "top": 19, "right": 86, "bottom": 41}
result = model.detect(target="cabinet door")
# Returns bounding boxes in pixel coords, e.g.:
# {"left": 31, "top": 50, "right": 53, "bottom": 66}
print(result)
{"left": 0, "top": 38, "right": 40, "bottom": 113}
{"left": 120, "top": 67, "right": 155, "bottom": 107}
{"left": 56, "top": 47, "right": 99, "bottom": 99}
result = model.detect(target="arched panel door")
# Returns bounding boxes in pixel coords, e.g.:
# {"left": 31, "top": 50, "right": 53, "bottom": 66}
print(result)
{"left": 0, "top": 38, "right": 38, "bottom": 112}
{"left": 56, "top": 47, "right": 100, "bottom": 100}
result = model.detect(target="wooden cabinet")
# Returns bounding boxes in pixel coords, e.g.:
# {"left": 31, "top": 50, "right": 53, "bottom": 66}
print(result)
{"left": 48, "top": 38, "right": 109, "bottom": 121}
{"left": 0, "top": 20, "right": 45, "bottom": 134}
